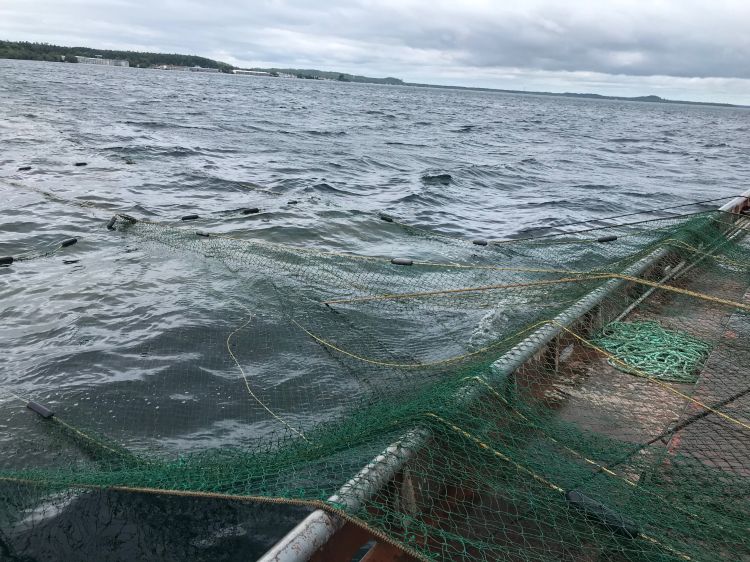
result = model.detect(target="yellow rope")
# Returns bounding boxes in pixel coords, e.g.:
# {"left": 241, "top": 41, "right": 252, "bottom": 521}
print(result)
{"left": 639, "top": 533, "right": 692, "bottom": 561}
{"left": 292, "top": 318, "right": 551, "bottom": 369}
{"left": 411, "top": 262, "right": 589, "bottom": 274}
{"left": 293, "top": 315, "right": 750, "bottom": 432}
{"left": 423, "top": 413, "right": 692, "bottom": 560}
{"left": 710, "top": 214, "right": 750, "bottom": 232}
{"left": 323, "top": 274, "right": 612, "bottom": 305}
{"left": 0, "top": 476, "right": 431, "bottom": 562}
{"left": 323, "top": 270, "right": 750, "bottom": 314}
{"left": 131, "top": 215, "right": 602, "bottom": 275}
{"left": 226, "top": 310, "right": 308, "bottom": 441}
{"left": 120, "top": 213, "right": 729, "bottom": 277}
{"left": 467, "top": 376, "right": 706, "bottom": 522}
{"left": 662, "top": 238, "right": 750, "bottom": 270}
{"left": 612, "top": 272, "right": 750, "bottom": 311}
{"left": 549, "top": 321, "right": 750, "bottom": 432}
{"left": 424, "top": 412, "right": 564, "bottom": 492}
{"left": 467, "top": 376, "right": 631, "bottom": 483}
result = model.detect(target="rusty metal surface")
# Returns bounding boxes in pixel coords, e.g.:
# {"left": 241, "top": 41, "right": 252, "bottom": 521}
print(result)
{"left": 360, "top": 541, "right": 420, "bottom": 562}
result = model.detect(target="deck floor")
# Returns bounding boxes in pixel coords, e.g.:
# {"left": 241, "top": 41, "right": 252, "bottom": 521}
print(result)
{"left": 552, "top": 256, "right": 750, "bottom": 477}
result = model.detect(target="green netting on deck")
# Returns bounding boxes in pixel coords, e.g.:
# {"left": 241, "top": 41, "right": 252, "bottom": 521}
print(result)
{"left": 592, "top": 321, "right": 712, "bottom": 383}
{"left": 1, "top": 210, "right": 749, "bottom": 561}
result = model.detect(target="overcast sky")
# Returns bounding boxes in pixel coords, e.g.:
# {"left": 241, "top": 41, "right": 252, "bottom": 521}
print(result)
{"left": 2, "top": 0, "right": 749, "bottom": 104}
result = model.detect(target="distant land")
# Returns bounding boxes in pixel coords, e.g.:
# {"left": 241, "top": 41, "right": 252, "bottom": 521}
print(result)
{"left": 1, "top": 40, "right": 741, "bottom": 108}
{"left": 0, "top": 40, "right": 234, "bottom": 72}
{"left": 253, "top": 67, "right": 404, "bottom": 85}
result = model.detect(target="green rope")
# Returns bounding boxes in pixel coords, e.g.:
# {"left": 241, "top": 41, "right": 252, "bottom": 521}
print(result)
{"left": 592, "top": 321, "right": 711, "bottom": 383}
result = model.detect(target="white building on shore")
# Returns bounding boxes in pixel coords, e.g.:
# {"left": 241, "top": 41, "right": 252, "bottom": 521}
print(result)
{"left": 75, "top": 55, "right": 129, "bottom": 67}
{"left": 233, "top": 69, "right": 271, "bottom": 76}
{"left": 154, "top": 64, "right": 190, "bottom": 71}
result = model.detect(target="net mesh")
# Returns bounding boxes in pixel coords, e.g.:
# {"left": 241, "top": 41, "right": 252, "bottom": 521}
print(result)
{"left": 1, "top": 209, "right": 749, "bottom": 561}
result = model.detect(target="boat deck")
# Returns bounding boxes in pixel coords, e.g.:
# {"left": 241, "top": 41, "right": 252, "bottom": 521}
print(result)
{"left": 551, "top": 254, "right": 750, "bottom": 450}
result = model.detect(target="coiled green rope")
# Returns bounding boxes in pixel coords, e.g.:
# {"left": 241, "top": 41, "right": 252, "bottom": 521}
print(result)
{"left": 592, "top": 321, "right": 711, "bottom": 383}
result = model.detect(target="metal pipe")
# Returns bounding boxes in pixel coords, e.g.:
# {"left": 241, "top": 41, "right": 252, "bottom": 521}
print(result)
{"left": 260, "top": 191, "right": 750, "bottom": 562}
{"left": 258, "top": 430, "right": 427, "bottom": 562}
{"left": 613, "top": 212, "right": 750, "bottom": 324}
{"left": 613, "top": 261, "right": 686, "bottom": 323}
{"left": 485, "top": 245, "right": 675, "bottom": 384}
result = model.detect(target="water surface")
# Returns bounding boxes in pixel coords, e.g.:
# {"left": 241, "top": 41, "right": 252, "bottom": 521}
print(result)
{"left": 0, "top": 59, "right": 748, "bottom": 560}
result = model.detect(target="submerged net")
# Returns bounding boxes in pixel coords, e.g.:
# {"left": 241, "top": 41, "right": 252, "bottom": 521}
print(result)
{"left": 1, "top": 208, "right": 750, "bottom": 561}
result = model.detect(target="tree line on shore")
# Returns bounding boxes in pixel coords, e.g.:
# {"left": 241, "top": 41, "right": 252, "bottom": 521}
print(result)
{"left": 0, "top": 40, "right": 406, "bottom": 85}
{"left": 0, "top": 40, "right": 235, "bottom": 71}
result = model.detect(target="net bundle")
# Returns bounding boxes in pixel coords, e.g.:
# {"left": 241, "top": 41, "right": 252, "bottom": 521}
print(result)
{"left": 1, "top": 209, "right": 749, "bottom": 561}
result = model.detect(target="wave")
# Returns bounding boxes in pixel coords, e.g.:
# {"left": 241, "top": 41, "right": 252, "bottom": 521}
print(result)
{"left": 393, "top": 191, "right": 453, "bottom": 205}
{"left": 609, "top": 137, "right": 644, "bottom": 143}
{"left": 421, "top": 173, "right": 452, "bottom": 185}
{"left": 102, "top": 145, "right": 202, "bottom": 158}
{"left": 304, "top": 130, "right": 347, "bottom": 137}
{"left": 385, "top": 141, "right": 428, "bottom": 147}
{"left": 303, "top": 182, "right": 361, "bottom": 196}
{"left": 121, "top": 120, "right": 215, "bottom": 131}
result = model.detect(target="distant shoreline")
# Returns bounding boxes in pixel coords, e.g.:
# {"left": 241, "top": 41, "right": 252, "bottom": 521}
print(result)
{"left": 400, "top": 83, "right": 742, "bottom": 108}
{"left": 1, "top": 39, "right": 743, "bottom": 108}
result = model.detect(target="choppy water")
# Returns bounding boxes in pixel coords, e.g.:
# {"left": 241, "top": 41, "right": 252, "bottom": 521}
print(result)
{"left": 1, "top": 58, "right": 749, "bottom": 560}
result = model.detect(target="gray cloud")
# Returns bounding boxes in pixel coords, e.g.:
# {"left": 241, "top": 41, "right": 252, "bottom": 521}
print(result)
{"left": 1, "top": 0, "right": 749, "bottom": 102}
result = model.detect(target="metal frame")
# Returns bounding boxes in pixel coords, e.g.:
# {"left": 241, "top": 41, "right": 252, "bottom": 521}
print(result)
{"left": 719, "top": 190, "right": 750, "bottom": 213}
{"left": 260, "top": 190, "right": 750, "bottom": 562}
{"left": 259, "top": 430, "right": 427, "bottom": 562}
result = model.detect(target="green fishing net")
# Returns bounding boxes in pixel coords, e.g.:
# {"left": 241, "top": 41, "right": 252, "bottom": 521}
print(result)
{"left": 1, "top": 210, "right": 749, "bottom": 561}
